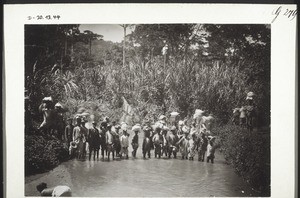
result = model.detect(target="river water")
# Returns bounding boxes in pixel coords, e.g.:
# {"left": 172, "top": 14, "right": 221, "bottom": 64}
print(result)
{"left": 25, "top": 132, "right": 259, "bottom": 197}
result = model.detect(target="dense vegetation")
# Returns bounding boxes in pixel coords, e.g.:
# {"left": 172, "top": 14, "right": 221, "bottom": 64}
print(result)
{"left": 25, "top": 24, "right": 270, "bottom": 194}
{"left": 213, "top": 125, "right": 270, "bottom": 196}
{"left": 25, "top": 135, "right": 69, "bottom": 176}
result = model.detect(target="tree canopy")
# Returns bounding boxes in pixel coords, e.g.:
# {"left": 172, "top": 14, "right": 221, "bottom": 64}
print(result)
{"left": 25, "top": 24, "right": 270, "bottom": 126}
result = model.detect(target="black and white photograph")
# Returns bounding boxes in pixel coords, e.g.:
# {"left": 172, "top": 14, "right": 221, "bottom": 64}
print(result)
{"left": 4, "top": 4, "right": 297, "bottom": 198}
{"left": 23, "top": 23, "right": 271, "bottom": 197}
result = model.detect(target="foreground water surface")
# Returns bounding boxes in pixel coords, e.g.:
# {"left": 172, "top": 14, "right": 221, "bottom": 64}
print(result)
{"left": 25, "top": 150, "right": 259, "bottom": 197}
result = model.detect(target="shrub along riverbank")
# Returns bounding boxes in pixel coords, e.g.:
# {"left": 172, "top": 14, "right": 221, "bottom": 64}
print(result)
{"left": 25, "top": 134, "right": 69, "bottom": 176}
{"left": 213, "top": 125, "right": 270, "bottom": 196}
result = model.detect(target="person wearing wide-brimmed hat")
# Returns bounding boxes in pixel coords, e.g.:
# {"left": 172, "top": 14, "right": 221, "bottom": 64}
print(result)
{"left": 245, "top": 91, "right": 256, "bottom": 131}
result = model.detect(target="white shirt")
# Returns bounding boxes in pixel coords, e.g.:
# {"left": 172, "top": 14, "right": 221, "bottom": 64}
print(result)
{"left": 52, "top": 186, "right": 71, "bottom": 197}
{"left": 120, "top": 134, "right": 129, "bottom": 147}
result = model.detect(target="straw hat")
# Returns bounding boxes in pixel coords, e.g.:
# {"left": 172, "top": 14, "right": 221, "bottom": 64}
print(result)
{"left": 55, "top": 102, "right": 62, "bottom": 108}
{"left": 42, "top": 96, "right": 53, "bottom": 102}
{"left": 246, "top": 91, "right": 254, "bottom": 100}
{"left": 170, "top": 112, "right": 179, "bottom": 116}
{"left": 159, "top": 115, "right": 166, "bottom": 120}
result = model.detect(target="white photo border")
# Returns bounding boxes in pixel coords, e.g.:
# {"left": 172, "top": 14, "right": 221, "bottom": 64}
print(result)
{"left": 4, "top": 3, "right": 297, "bottom": 198}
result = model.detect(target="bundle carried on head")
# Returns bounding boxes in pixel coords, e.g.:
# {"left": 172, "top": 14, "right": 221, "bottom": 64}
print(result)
{"left": 121, "top": 122, "right": 128, "bottom": 131}
{"left": 132, "top": 124, "right": 142, "bottom": 132}
{"left": 42, "top": 96, "right": 53, "bottom": 102}
{"left": 193, "top": 109, "right": 205, "bottom": 119}
{"left": 170, "top": 111, "right": 179, "bottom": 117}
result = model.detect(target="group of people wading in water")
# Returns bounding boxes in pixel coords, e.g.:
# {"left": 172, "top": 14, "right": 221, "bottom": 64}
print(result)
{"left": 36, "top": 92, "right": 256, "bottom": 163}
{"left": 65, "top": 112, "right": 218, "bottom": 163}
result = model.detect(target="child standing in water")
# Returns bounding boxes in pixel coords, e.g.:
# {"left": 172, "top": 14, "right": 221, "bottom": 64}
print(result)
{"left": 120, "top": 130, "right": 129, "bottom": 159}
{"left": 76, "top": 133, "right": 85, "bottom": 160}
{"left": 106, "top": 124, "right": 115, "bottom": 161}
{"left": 207, "top": 136, "right": 216, "bottom": 163}
{"left": 131, "top": 125, "right": 140, "bottom": 158}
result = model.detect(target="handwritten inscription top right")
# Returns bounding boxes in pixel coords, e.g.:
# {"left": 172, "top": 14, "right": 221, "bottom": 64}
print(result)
{"left": 272, "top": 6, "right": 298, "bottom": 23}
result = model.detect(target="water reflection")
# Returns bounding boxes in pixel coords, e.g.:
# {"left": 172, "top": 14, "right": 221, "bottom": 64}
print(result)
{"left": 25, "top": 132, "right": 257, "bottom": 197}
{"left": 60, "top": 152, "right": 253, "bottom": 197}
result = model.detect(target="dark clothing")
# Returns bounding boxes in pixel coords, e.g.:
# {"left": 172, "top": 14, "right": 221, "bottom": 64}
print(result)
{"left": 197, "top": 135, "right": 208, "bottom": 161}
{"left": 132, "top": 134, "right": 139, "bottom": 144}
{"left": 113, "top": 134, "right": 121, "bottom": 156}
{"left": 88, "top": 127, "right": 101, "bottom": 149}
{"left": 87, "top": 127, "right": 101, "bottom": 160}
{"left": 99, "top": 130, "right": 107, "bottom": 157}
{"left": 131, "top": 134, "right": 139, "bottom": 157}
{"left": 142, "top": 137, "right": 151, "bottom": 158}
{"left": 81, "top": 126, "right": 88, "bottom": 158}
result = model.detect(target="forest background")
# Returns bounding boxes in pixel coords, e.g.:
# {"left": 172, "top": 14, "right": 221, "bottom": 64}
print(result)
{"left": 25, "top": 24, "right": 270, "bottom": 126}
{"left": 24, "top": 24, "right": 270, "bottom": 195}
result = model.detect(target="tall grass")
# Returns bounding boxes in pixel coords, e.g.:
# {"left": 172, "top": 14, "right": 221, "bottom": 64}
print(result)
{"left": 27, "top": 52, "right": 269, "bottom": 127}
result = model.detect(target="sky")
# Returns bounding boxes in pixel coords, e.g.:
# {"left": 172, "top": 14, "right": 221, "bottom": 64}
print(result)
{"left": 79, "top": 24, "right": 134, "bottom": 43}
